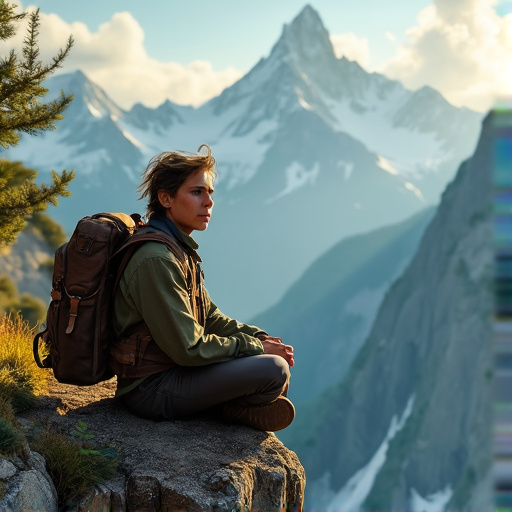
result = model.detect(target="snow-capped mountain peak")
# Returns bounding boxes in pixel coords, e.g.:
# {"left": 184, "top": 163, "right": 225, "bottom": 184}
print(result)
{"left": 50, "top": 69, "right": 124, "bottom": 120}
{"left": 271, "top": 4, "right": 336, "bottom": 69}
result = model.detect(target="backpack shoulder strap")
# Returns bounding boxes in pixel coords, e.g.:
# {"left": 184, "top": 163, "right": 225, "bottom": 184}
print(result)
{"left": 112, "top": 231, "right": 188, "bottom": 292}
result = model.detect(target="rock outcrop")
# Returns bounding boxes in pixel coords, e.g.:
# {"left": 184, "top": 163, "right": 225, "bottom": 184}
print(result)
{"left": 15, "top": 377, "right": 305, "bottom": 511}
{"left": 0, "top": 448, "right": 58, "bottom": 511}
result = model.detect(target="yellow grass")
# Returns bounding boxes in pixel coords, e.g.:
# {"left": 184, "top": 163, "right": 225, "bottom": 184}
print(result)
{"left": 0, "top": 312, "right": 48, "bottom": 410}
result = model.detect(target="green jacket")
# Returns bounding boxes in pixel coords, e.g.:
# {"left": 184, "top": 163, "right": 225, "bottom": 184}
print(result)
{"left": 112, "top": 224, "right": 264, "bottom": 395}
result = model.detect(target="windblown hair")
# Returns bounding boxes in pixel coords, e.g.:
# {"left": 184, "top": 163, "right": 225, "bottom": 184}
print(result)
{"left": 138, "top": 144, "right": 216, "bottom": 219}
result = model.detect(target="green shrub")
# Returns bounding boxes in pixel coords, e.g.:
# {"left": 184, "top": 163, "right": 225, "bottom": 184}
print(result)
{"left": 32, "top": 427, "right": 118, "bottom": 505}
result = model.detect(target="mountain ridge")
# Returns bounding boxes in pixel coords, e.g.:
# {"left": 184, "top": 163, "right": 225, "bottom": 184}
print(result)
{"left": 5, "top": 4, "right": 484, "bottom": 319}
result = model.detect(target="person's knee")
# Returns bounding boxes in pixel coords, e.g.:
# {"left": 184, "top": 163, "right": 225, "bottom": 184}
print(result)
{"left": 260, "top": 354, "right": 290, "bottom": 388}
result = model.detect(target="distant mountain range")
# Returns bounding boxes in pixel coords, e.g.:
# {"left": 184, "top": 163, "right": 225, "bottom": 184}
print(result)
{"left": 3, "top": 5, "right": 484, "bottom": 319}
{"left": 281, "top": 113, "right": 492, "bottom": 511}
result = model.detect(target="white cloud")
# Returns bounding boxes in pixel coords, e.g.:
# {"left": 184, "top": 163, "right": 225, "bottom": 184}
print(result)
{"left": 330, "top": 33, "right": 370, "bottom": 69}
{"left": 380, "top": 0, "right": 512, "bottom": 112}
{"left": 1, "top": 5, "right": 243, "bottom": 109}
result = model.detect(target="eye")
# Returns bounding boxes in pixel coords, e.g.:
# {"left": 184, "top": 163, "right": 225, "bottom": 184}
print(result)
{"left": 191, "top": 189, "right": 202, "bottom": 195}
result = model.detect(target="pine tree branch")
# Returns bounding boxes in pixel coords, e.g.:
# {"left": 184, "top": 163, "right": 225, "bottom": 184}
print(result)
{"left": 22, "top": 9, "right": 41, "bottom": 74}
{"left": 0, "top": 3, "right": 75, "bottom": 245}
{"left": 0, "top": 3, "right": 25, "bottom": 42}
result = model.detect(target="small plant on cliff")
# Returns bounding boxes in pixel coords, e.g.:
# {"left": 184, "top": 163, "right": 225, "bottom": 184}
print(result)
{"left": 32, "top": 424, "right": 118, "bottom": 505}
{"left": 71, "top": 420, "right": 118, "bottom": 459}
{"left": 0, "top": 312, "right": 48, "bottom": 411}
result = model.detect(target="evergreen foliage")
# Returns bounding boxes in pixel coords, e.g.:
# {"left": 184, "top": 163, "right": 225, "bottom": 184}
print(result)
{"left": 0, "top": 3, "right": 74, "bottom": 245}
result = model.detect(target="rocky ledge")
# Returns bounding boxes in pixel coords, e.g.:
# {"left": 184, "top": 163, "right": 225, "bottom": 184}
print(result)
{"left": 5, "top": 377, "right": 305, "bottom": 511}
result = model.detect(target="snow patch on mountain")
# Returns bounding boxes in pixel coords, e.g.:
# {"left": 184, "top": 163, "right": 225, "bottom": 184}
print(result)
{"left": 87, "top": 101, "right": 103, "bottom": 119}
{"left": 326, "top": 95, "right": 444, "bottom": 179}
{"left": 296, "top": 89, "right": 313, "bottom": 111}
{"left": 410, "top": 486, "right": 453, "bottom": 512}
{"left": 404, "top": 181, "right": 425, "bottom": 202}
{"left": 326, "top": 396, "right": 415, "bottom": 512}
{"left": 209, "top": 120, "right": 278, "bottom": 189}
{"left": 268, "top": 162, "right": 320, "bottom": 202}
{"left": 121, "top": 127, "right": 145, "bottom": 149}
{"left": 377, "top": 156, "right": 399, "bottom": 175}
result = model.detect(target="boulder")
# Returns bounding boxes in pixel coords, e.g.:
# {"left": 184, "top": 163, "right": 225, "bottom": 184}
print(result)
{"left": 0, "top": 449, "right": 58, "bottom": 512}
{"left": 20, "top": 377, "right": 305, "bottom": 511}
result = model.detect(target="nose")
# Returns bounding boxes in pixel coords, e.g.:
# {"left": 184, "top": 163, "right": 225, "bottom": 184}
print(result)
{"left": 204, "top": 192, "right": 214, "bottom": 208}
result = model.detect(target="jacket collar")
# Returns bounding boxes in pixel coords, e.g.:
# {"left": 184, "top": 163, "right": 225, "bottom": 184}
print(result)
{"left": 147, "top": 215, "right": 201, "bottom": 261}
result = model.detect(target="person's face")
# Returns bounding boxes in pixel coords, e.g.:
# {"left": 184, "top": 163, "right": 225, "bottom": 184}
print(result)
{"left": 158, "top": 169, "right": 214, "bottom": 235}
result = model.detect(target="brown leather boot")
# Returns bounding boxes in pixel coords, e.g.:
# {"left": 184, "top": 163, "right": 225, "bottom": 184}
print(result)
{"left": 222, "top": 396, "right": 295, "bottom": 431}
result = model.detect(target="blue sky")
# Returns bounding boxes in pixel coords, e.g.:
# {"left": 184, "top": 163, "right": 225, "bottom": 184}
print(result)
{"left": 28, "top": 0, "right": 431, "bottom": 71}
{"left": 7, "top": 0, "right": 511, "bottom": 111}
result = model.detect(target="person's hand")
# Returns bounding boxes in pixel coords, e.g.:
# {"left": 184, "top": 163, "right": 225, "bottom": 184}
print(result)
{"left": 260, "top": 337, "right": 294, "bottom": 367}
{"left": 261, "top": 335, "right": 282, "bottom": 343}
{"left": 256, "top": 334, "right": 283, "bottom": 344}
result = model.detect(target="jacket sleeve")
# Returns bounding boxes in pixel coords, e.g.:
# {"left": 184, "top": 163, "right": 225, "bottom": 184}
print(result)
{"left": 119, "top": 246, "right": 264, "bottom": 366}
{"left": 203, "top": 289, "right": 266, "bottom": 339}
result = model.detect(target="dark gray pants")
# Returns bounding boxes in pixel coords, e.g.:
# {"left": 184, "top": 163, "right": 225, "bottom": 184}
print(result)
{"left": 120, "top": 354, "right": 290, "bottom": 421}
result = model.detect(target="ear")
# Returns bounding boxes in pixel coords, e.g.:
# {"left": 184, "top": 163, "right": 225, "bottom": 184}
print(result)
{"left": 158, "top": 190, "right": 173, "bottom": 209}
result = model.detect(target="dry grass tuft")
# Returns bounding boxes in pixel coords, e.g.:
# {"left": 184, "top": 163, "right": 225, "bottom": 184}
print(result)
{"left": 0, "top": 312, "right": 48, "bottom": 411}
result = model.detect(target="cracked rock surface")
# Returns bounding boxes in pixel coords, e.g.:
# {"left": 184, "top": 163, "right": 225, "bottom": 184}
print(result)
{"left": 19, "top": 377, "right": 305, "bottom": 511}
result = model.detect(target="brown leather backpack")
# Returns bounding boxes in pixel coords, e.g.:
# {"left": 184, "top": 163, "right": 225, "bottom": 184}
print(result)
{"left": 33, "top": 213, "right": 184, "bottom": 386}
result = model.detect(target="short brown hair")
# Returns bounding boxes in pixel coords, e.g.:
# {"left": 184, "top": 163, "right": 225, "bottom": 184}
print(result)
{"left": 138, "top": 144, "right": 216, "bottom": 219}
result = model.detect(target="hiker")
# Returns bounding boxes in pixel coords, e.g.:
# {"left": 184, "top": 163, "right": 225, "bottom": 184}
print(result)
{"left": 109, "top": 145, "right": 295, "bottom": 431}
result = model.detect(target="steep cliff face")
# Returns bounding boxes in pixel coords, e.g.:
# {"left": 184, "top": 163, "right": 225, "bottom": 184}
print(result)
{"left": 283, "top": 113, "right": 494, "bottom": 511}
{"left": 19, "top": 378, "right": 305, "bottom": 512}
